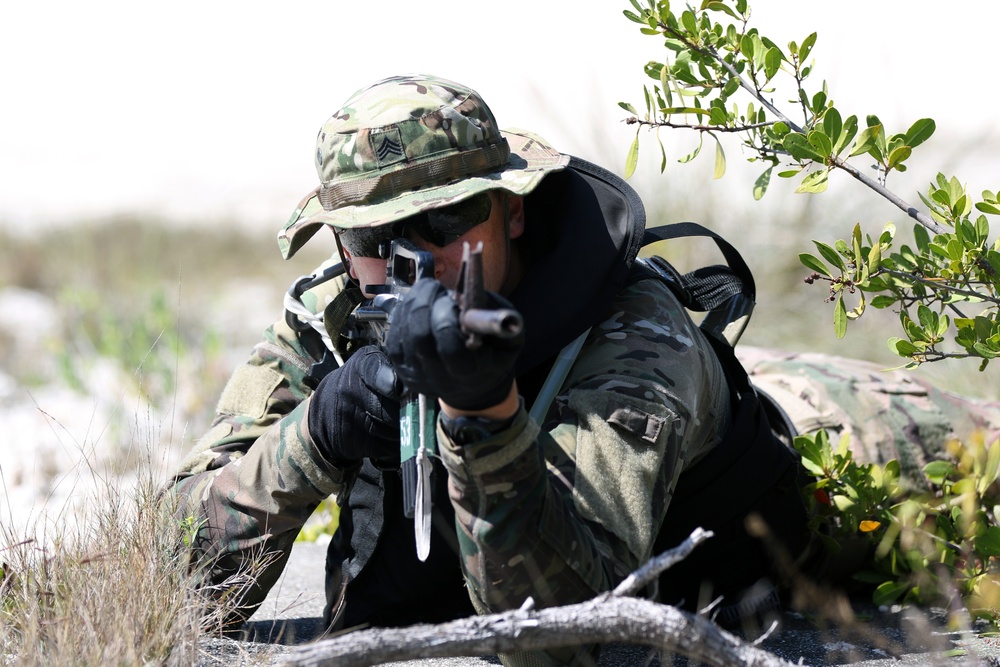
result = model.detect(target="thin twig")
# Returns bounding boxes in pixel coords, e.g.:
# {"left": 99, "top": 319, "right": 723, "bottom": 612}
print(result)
{"left": 613, "top": 527, "right": 714, "bottom": 596}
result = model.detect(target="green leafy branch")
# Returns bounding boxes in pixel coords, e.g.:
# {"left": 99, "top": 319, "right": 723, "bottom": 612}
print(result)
{"left": 796, "top": 430, "right": 1000, "bottom": 617}
{"left": 621, "top": 0, "right": 1000, "bottom": 368}
{"left": 621, "top": 0, "right": 940, "bottom": 230}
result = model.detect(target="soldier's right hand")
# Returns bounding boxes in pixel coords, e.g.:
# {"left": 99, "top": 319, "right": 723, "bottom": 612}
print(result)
{"left": 307, "top": 345, "right": 402, "bottom": 470}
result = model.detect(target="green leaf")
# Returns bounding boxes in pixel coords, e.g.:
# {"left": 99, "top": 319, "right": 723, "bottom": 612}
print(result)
{"left": 660, "top": 61, "right": 671, "bottom": 102}
{"left": 681, "top": 9, "right": 698, "bottom": 33}
{"left": 799, "top": 252, "right": 831, "bottom": 277}
{"left": 656, "top": 130, "right": 667, "bottom": 173}
{"left": 764, "top": 46, "right": 783, "bottom": 80}
{"left": 976, "top": 215, "right": 991, "bottom": 242}
{"left": 659, "top": 106, "right": 711, "bottom": 116}
{"left": 796, "top": 169, "right": 829, "bottom": 194}
{"left": 814, "top": 240, "right": 846, "bottom": 271}
{"left": 870, "top": 295, "right": 896, "bottom": 308}
{"left": 974, "top": 342, "right": 1000, "bottom": 359}
{"left": 704, "top": 1, "right": 741, "bottom": 20}
{"left": 740, "top": 33, "right": 756, "bottom": 62}
{"left": 618, "top": 101, "right": 639, "bottom": 115}
{"left": 822, "top": 108, "right": 843, "bottom": 148}
{"left": 974, "top": 526, "right": 1000, "bottom": 558}
{"left": 754, "top": 166, "right": 773, "bottom": 200}
{"left": 923, "top": 460, "right": 955, "bottom": 484}
{"left": 799, "top": 33, "right": 818, "bottom": 62}
{"left": 979, "top": 441, "right": 1000, "bottom": 495}
{"left": 800, "top": 456, "right": 825, "bottom": 477}
{"left": 847, "top": 290, "right": 866, "bottom": 320}
{"left": 834, "top": 293, "right": 847, "bottom": 338}
{"left": 834, "top": 114, "right": 858, "bottom": 155}
{"left": 623, "top": 9, "right": 646, "bottom": 24}
{"left": 867, "top": 237, "right": 882, "bottom": 270}
{"left": 917, "top": 304, "right": 937, "bottom": 333}
{"left": 887, "top": 145, "right": 912, "bottom": 170}
{"left": 888, "top": 337, "right": 919, "bottom": 357}
{"left": 977, "top": 201, "right": 1000, "bottom": 215}
{"left": 782, "top": 133, "right": 826, "bottom": 162}
{"left": 832, "top": 494, "right": 856, "bottom": 512}
{"left": 849, "top": 124, "right": 881, "bottom": 158}
{"left": 807, "top": 129, "right": 832, "bottom": 158}
{"left": 873, "top": 580, "right": 910, "bottom": 606}
{"left": 713, "top": 137, "right": 726, "bottom": 179}
{"left": 625, "top": 132, "right": 640, "bottom": 180}
{"left": 811, "top": 90, "right": 827, "bottom": 114}
{"left": 904, "top": 118, "right": 936, "bottom": 148}
{"left": 678, "top": 134, "right": 704, "bottom": 163}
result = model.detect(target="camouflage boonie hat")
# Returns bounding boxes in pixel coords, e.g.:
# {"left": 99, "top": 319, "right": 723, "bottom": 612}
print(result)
{"left": 278, "top": 74, "right": 570, "bottom": 259}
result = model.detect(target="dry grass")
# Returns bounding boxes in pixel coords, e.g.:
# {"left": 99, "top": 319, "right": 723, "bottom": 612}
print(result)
{"left": 0, "top": 218, "right": 332, "bottom": 665}
{"left": 0, "top": 476, "right": 207, "bottom": 666}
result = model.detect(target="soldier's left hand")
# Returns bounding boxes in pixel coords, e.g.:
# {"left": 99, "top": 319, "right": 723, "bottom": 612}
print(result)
{"left": 386, "top": 278, "right": 524, "bottom": 410}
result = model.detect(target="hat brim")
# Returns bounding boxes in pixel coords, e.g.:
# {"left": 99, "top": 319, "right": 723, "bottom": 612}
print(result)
{"left": 277, "top": 129, "right": 570, "bottom": 259}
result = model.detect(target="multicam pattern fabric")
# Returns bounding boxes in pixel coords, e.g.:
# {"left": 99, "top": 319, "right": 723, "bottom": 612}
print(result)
{"left": 737, "top": 347, "right": 1000, "bottom": 487}
{"left": 278, "top": 75, "right": 569, "bottom": 259}
{"left": 438, "top": 274, "right": 731, "bottom": 615}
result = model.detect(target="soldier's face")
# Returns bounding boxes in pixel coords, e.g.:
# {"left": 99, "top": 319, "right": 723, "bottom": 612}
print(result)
{"left": 342, "top": 193, "right": 525, "bottom": 298}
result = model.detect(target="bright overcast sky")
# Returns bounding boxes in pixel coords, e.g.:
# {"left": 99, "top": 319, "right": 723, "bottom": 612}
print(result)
{"left": 3, "top": 1, "right": 998, "bottom": 235}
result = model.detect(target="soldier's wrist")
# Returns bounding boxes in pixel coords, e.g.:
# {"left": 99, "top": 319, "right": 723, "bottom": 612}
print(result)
{"left": 439, "top": 382, "right": 519, "bottom": 422}
{"left": 439, "top": 411, "right": 518, "bottom": 445}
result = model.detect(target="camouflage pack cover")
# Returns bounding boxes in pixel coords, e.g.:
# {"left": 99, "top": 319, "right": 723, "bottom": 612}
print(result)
{"left": 278, "top": 74, "right": 570, "bottom": 259}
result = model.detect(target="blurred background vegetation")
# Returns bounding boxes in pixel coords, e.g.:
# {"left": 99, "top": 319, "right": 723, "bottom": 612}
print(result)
{"left": 0, "top": 218, "right": 332, "bottom": 491}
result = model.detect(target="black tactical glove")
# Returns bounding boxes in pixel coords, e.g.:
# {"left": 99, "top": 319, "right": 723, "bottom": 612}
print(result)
{"left": 385, "top": 278, "right": 525, "bottom": 411}
{"left": 307, "top": 345, "right": 402, "bottom": 469}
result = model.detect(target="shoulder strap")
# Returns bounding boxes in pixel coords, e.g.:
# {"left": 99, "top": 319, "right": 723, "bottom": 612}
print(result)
{"left": 640, "top": 222, "right": 756, "bottom": 347}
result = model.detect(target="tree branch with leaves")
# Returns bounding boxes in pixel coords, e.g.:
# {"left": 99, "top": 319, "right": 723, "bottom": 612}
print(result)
{"left": 621, "top": 0, "right": 1000, "bottom": 368}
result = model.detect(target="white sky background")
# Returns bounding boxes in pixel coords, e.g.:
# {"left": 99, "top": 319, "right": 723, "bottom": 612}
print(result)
{"left": 2, "top": 1, "right": 1000, "bottom": 236}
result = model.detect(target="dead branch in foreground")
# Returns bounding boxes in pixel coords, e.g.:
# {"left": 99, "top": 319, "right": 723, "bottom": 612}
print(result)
{"left": 280, "top": 594, "right": 797, "bottom": 667}
{"left": 279, "top": 528, "right": 798, "bottom": 667}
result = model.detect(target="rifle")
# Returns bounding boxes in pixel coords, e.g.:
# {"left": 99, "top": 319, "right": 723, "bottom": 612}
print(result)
{"left": 345, "top": 237, "right": 523, "bottom": 561}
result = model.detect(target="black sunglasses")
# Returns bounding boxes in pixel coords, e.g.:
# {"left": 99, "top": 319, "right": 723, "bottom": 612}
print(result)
{"left": 337, "top": 192, "right": 494, "bottom": 258}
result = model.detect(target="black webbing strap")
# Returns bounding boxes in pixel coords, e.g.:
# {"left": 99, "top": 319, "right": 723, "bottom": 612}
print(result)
{"left": 642, "top": 222, "right": 756, "bottom": 302}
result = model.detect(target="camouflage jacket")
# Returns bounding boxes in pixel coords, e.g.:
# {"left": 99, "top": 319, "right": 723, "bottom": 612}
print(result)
{"left": 166, "top": 258, "right": 735, "bottom": 627}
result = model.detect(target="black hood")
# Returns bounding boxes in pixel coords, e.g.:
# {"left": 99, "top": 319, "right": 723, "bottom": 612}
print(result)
{"left": 510, "top": 156, "right": 646, "bottom": 376}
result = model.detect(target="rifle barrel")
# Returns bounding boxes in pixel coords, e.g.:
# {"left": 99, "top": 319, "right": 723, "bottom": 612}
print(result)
{"left": 461, "top": 308, "right": 524, "bottom": 338}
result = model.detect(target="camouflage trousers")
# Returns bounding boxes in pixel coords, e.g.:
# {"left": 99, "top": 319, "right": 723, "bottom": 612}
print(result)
{"left": 737, "top": 346, "right": 1000, "bottom": 484}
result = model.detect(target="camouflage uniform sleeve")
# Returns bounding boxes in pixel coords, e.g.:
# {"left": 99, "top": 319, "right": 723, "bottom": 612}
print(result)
{"left": 164, "top": 271, "right": 353, "bottom": 625}
{"left": 437, "top": 277, "right": 732, "bottom": 616}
